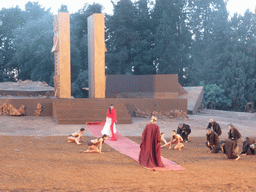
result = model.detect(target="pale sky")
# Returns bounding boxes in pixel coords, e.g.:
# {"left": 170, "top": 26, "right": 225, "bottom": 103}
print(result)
{"left": 0, "top": 0, "right": 256, "bottom": 16}
{"left": 0, "top": 0, "right": 115, "bottom": 15}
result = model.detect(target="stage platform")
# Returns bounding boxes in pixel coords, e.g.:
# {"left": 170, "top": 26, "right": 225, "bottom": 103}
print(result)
{"left": 0, "top": 97, "right": 188, "bottom": 124}
{"left": 0, "top": 79, "right": 192, "bottom": 124}
{"left": 52, "top": 99, "right": 132, "bottom": 124}
{"left": 0, "top": 81, "right": 54, "bottom": 97}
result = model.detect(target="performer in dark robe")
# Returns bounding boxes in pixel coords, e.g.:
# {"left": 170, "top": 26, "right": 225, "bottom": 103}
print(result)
{"left": 177, "top": 123, "right": 191, "bottom": 142}
{"left": 207, "top": 119, "right": 222, "bottom": 136}
{"left": 139, "top": 116, "right": 164, "bottom": 168}
{"left": 206, "top": 128, "right": 221, "bottom": 153}
{"left": 222, "top": 139, "right": 240, "bottom": 160}
{"left": 227, "top": 124, "right": 241, "bottom": 143}
{"left": 241, "top": 137, "right": 256, "bottom": 155}
{"left": 250, "top": 143, "right": 256, "bottom": 154}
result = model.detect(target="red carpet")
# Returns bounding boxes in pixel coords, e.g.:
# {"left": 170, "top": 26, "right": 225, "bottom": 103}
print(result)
{"left": 86, "top": 122, "right": 185, "bottom": 171}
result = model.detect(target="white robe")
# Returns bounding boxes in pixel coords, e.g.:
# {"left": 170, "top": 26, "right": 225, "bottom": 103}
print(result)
{"left": 101, "top": 117, "right": 116, "bottom": 137}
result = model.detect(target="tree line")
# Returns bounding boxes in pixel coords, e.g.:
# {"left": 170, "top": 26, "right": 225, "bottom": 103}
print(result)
{"left": 0, "top": 0, "right": 255, "bottom": 111}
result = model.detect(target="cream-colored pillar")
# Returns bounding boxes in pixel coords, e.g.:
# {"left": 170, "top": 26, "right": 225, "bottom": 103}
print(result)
{"left": 52, "top": 12, "right": 71, "bottom": 98}
{"left": 88, "top": 13, "right": 106, "bottom": 98}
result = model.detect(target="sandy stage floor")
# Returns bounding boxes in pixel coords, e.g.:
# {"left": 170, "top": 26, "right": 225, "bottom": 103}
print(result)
{"left": 0, "top": 109, "right": 256, "bottom": 191}
{"left": 0, "top": 136, "right": 255, "bottom": 192}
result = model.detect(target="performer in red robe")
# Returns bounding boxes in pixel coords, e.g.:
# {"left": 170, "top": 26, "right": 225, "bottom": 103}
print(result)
{"left": 139, "top": 116, "right": 164, "bottom": 168}
{"left": 101, "top": 104, "right": 117, "bottom": 141}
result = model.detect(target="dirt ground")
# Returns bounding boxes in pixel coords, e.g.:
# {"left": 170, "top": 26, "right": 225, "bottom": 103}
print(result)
{"left": 0, "top": 110, "right": 256, "bottom": 191}
{"left": 0, "top": 136, "right": 255, "bottom": 192}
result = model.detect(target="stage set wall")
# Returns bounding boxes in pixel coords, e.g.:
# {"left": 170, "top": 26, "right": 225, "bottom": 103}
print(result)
{"left": 0, "top": 98, "right": 187, "bottom": 124}
{"left": 52, "top": 97, "right": 187, "bottom": 124}
{"left": 105, "top": 74, "right": 187, "bottom": 99}
{"left": 51, "top": 98, "right": 187, "bottom": 116}
{"left": 0, "top": 74, "right": 188, "bottom": 123}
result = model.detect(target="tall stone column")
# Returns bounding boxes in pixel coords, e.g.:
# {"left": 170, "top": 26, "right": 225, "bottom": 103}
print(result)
{"left": 88, "top": 13, "right": 106, "bottom": 98}
{"left": 52, "top": 12, "right": 71, "bottom": 98}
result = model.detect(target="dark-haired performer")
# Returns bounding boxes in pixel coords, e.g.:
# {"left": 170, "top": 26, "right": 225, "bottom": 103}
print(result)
{"left": 82, "top": 134, "right": 108, "bottom": 154}
{"left": 68, "top": 128, "right": 85, "bottom": 144}
{"left": 241, "top": 137, "right": 256, "bottom": 155}
{"left": 206, "top": 128, "right": 221, "bottom": 153}
{"left": 177, "top": 123, "right": 191, "bottom": 142}
{"left": 207, "top": 119, "right": 222, "bottom": 136}
{"left": 162, "top": 130, "right": 184, "bottom": 150}
{"left": 101, "top": 104, "right": 117, "bottom": 141}
{"left": 228, "top": 124, "right": 241, "bottom": 144}
{"left": 139, "top": 116, "right": 164, "bottom": 168}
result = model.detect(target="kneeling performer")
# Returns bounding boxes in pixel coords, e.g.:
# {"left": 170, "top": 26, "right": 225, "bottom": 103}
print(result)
{"left": 221, "top": 139, "right": 240, "bottom": 160}
{"left": 241, "top": 137, "right": 256, "bottom": 155}
{"left": 162, "top": 130, "right": 184, "bottom": 150}
{"left": 206, "top": 128, "right": 221, "bottom": 153}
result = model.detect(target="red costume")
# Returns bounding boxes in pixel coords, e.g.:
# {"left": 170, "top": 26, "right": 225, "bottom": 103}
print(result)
{"left": 139, "top": 123, "right": 164, "bottom": 168}
{"left": 107, "top": 108, "right": 117, "bottom": 141}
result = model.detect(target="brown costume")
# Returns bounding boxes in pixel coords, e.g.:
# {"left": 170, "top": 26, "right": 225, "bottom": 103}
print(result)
{"left": 223, "top": 139, "right": 239, "bottom": 159}
{"left": 206, "top": 131, "right": 221, "bottom": 153}
{"left": 139, "top": 123, "right": 164, "bottom": 168}
{"left": 228, "top": 127, "right": 241, "bottom": 143}
{"left": 177, "top": 123, "right": 191, "bottom": 142}
{"left": 207, "top": 121, "right": 222, "bottom": 136}
{"left": 241, "top": 137, "right": 255, "bottom": 155}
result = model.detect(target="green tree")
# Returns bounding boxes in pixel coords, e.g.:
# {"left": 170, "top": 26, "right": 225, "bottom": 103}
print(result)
{"left": 132, "top": 0, "right": 156, "bottom": 75}
{"left": 12, "top": 2, "right": 54, "bottom": 84}
{"left": 70, "top": 3, "right": 103, "bottom": 97}
{"left": 105, "top": 0, "right": 140, "bottom": 74}
{"left": 153, "top": 0, "right": 192, "bottom": 84}
{"left": 13, "top": 14, "right": 54, "bottom": 84}
{"left": 188, "top": 0, "right": 229, "bottom": 85}
{"left": 219, "top": 11, "right": 256, "bottom": 111}
{"left": 0, "top": 6, "right": 25, "bottom": 81}
{"left": 200, "top": 82, "right": 232, "bottom": 110}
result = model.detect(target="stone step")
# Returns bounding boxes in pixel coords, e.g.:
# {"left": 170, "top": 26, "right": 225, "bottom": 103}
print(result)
{"left": 55, "top": 118, "right": 132, "bottom": 125}
{"left": 53, "top": 109, "right": 129, "bottom": 118}
{"left": 53, "top": 101, "right": 126, "bottom": 110}
{"left": 52, "top": 99, "right": 132, "bottom": 124}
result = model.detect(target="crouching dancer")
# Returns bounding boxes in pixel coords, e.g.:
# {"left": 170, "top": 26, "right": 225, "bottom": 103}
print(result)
{"left": 82, "top": 134, "right": 108, "bottom": 154}
{"left": 162, "top": 130, "right": 184, "bottom": 150}
{"left": 221, "top": 139, "right": 240, "bottom": 160}
{"left": 177, "top": 123, "right": 191, "bottom": 142}
{"left": 206, "top": 128, "right": 221, "bottom": 153}
{"left": 241, "top": 137, "right": 256, "bottom": 155}
{"left": 68, "top": 128, "right": 85, "bottom": 144}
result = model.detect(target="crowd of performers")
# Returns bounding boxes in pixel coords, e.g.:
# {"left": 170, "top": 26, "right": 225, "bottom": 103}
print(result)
{"left": 67, "top": 104, "right": 256, "bottom": 168}
{"left": 139, "top": 117, "right": 255, "bottom": 168}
